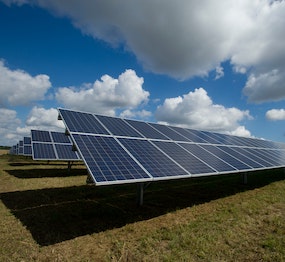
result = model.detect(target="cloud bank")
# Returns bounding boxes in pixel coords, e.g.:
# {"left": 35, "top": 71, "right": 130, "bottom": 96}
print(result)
{"left": 155, "top": 88, "right": 252, "bottom": 137}
{"left": 3, "top": 0, "right": 285, "bottom": 104}
{"left": 0, "top": 60, "right": 51, "bottom": 107}
{"left": 56, "top": 69, "right": 149, "bottom": 116}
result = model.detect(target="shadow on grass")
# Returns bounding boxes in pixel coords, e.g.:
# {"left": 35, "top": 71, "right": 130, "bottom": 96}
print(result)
{"left": 9, "top": 161, "right": 83, "bottom": 167}
{"left": 0, "top": 169, "right": 284, "bottom": 246}
{"left": 5, "top": 168, "right": 87, "bottom": 178}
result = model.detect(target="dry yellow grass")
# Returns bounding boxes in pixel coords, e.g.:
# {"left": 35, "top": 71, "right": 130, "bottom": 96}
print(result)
{"left": 0, "top": 149, "right": 8, "bottom": 155}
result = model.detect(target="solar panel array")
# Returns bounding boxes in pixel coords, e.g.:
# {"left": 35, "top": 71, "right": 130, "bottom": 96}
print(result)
{"left": 10, "top": 136, "right": 32, "bottom": 156}
{"left": 58, "top": 108, "right": 285, "bottom": 186}
{"left": 31, "top": 130, "right": 81, "bottom": 161}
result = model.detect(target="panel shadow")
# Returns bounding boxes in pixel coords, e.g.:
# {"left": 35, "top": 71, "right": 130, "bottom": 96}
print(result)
{"left": 0, "top": 169, "right": 284, "bottom": 246}
{"left": 5, "top": 168, "right": 87, "bottom": 178}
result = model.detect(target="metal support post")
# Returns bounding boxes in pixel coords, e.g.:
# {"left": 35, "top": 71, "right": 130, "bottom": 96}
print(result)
{"left": 67, "top": 161, "right": 72, "bottom": 173}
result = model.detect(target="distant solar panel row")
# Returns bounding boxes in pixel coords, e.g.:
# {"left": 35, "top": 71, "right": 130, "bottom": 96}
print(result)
{"left": 31, "top": 130, "right": 81, "bottom": 161}
{"left": 10, "top": 137, "right": 32, "bottom": 156}
{"left": 58, "top": 108, "right": 285, "bottom": 186}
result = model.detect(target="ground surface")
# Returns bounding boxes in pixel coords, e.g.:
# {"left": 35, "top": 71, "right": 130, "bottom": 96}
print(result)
{"left": 0, "top": 154, "right": 285, "bottom": 261}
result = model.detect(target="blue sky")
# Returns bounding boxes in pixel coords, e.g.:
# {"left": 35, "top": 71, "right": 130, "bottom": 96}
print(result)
{"left": 1, "top": 0, "right": 285, "bottom": 146}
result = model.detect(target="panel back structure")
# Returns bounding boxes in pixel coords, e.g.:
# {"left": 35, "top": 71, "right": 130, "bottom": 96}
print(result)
{"left": 31, "top": 129, "right": 81, "bottom": 161}
{"left": 58, "top": 108, "right": 285, "bottom": 186}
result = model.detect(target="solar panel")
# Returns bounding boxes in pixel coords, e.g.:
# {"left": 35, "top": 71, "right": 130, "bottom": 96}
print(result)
{"left": 23, "top": 145, "right": 32, "bottom": 156}
{"left": 54, "top": 144, "right": 80, "bottom": 160}
{"left": 125, "top": 119, "right": 169, "bottom": 140}
{"left": 31, "top": 130, "right": 52, "bottom": 142}
{"left": 18, "top": 140, "right": 24, "bottom": 155}
{"left": 152, "top": 141, "right": 216, "bottom": 175}
{"left": 171, "top": 127, "right": 209, "bottom": 143}
{"left": 32, "top": 143, "right": 57, "bottom": 160}
{"left": 72, "top": 134, "right": 151, "bottom": 184}
{"left": 23, "top": 136, "right": 32, "bottom": 156}
{"left": 96, "top": 115, "right": 143, "bottom": 137}
{"left": 179, "top": 143, "right": 236, "bottom": 172}
{"left": 31, "top": 129, "right": 81, "bottom": 161}
{"left": 119, "top": 138, "right": 189, "bottom": 179}
{"left": 51, "top": 131, "right": 71, "bottom": 143}
{"left": 148, "top": 123, "right": 190, "bottom": 141}
{"left": 59, "top": 108, "right": 108, "bottom": 134}
{"left": 58, "top": 108, "right": 285, "bottom": 186}
{"left": 23, "top": 137, "right": 31, "bottom": 144}
{"left": 201, "top": 145, "right": 252, "bottom": 171}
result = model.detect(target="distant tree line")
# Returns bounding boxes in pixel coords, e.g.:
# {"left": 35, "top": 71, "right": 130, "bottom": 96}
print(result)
{"left": 0, "top": 146, "right": 10, "bottom": 150}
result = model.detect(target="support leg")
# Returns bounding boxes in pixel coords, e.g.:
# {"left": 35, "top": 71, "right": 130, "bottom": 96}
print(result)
{"left": 67, "top": 161, "right": 72, "bottom": 173}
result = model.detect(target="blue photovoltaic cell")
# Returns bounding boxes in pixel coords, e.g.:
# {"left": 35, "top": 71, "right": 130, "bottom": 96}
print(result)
{"left": 31, "top": 129, "right": 81, "bottom": 161}
{"left": 119, "top": 138, "right": 188, "bottom": 179}
{"left": 179, "top": 143, "right": 236, "bottom": 172}
{"left": 191, "top": 130, "right": 222, "bottom": 144}
{"left": 55, "top": 144, "right": 79, "bottom": 160}
{"left": 218, "top": 146, "right": 264, "bottom": 169}
{"left": 256, "top": 148, "right": 285, "bottom": 166}
{"left": 72, "top": 134, "right": 151, "bottom": 184}
{"left": 213, "top": 133, "right": 241, "bottom": 146}
{"left": 125, "top": 119, "right": 170, "bottom": 140}
{"left": 51, "top": 131, "right": 71, "bottom": 143}
{"left": 23, "top": 145, "right": 32, "bottom": 156}
{"left": 168, "top": 126, "right": 206, "bottom": 143}
{"left": 59, "top": 109, "right": 109, "bottom": 134}
{"left": 23, "top": 137, "right": 31, "bottom": 145}
{"left": 176, "top": 127, "right": 209, "bottom": 143}
{"left": 32, "top": 143, "right": 56, "bottom": 160}
{"left": 201, "top": 145, "right": 252, "bottom": 171}
{"left": 96, "top": 115, "right": 143, "bottom": 138}
{"left": 31, "top": 130, "right": 52, "bottom": 142}
{"left": 17, "top": 140, "right": 23, "bottom": 155}
{"left": 153, "top": 141, "right": 216, "bottom": 175}
{"left": 149, "top": 123, "right": 190, "bottom": 141}
{"left": 246, "top": 148, "right": 280, "bottom": 166}
{"left": 234, "top": 147, "right": 272, "bottom": 167}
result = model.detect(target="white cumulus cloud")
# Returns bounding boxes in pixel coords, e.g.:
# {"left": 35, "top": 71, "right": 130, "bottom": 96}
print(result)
{"left": 56, "top": 69, "right": 149, "bottom": 116}
{"left": 266, "top": 109, "right": 285, "bottom": 121}
{"left": 243, "top": 69, "right": 285, "bottom": 103}
{"left": 0, "top": 108, "right": 22, "bottom": 146}
{"left": 2, "top": 0, "right": 285, "bottom": 105}
{"left": 119, "top": 109, "right": 151, "bottom": 119}
{"left": 155, "top": 88, "right": 252, "bottom": 136}
{"left": 25, "top": 106, "right": 65, "bottom": 129}
{"left": 0, "top": 60, "right": 51, "bottom": 107}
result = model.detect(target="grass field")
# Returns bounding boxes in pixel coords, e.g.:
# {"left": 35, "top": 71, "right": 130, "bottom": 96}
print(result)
{"left": 0, "top": 153, "right": 285, "bottom": 261}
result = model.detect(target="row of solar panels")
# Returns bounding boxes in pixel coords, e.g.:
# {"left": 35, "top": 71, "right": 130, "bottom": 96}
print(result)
{"left": 10, "top": 137, "right": 32, "bottom": 156}
{"left": 10, "top": 130, "right": 81, "bottom": 161}
{"left": 58, "top": 108, "right": 285, "bottom": 186}
{"left": 59, "top": 109, "right": 285, "bottom": 150}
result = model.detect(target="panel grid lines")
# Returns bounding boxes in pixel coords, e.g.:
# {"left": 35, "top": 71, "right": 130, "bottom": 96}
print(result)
{"left": 58, "top": 108, "right": 285, "bottom": 186}
{"left": 72, "top": 134, "right": 151, "bottom": 184}
{"left": 119, "top": 138, "right": 189, "bottom": 179}
{"left": 31, "top": 129, "right": 81, "bottom": 161}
